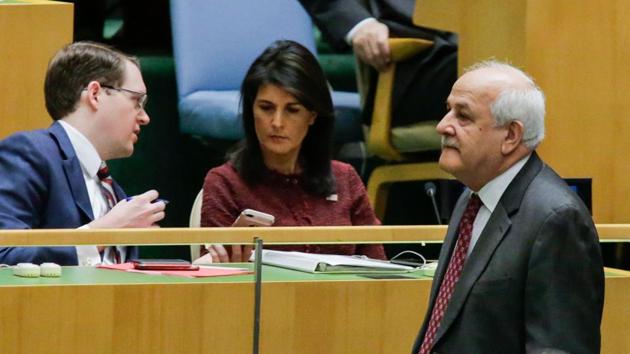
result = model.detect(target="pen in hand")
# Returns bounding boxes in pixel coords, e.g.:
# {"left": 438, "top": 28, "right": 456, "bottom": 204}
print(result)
{"left": 125, "top": 197, "right": 169, "bottom": 205}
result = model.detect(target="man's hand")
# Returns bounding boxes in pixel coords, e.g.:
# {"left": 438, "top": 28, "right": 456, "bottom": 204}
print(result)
{"left": 352, "top": 20, "right": 391, "bottom": 71}
{"left": 88, "top": 190, "right": 166, "bottom": 228}
{"left": 206, "top": 244, "right": 253, "bottom": 263}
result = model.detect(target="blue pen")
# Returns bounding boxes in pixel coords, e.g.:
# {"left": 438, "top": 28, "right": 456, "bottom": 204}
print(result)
{"left": 125, "top": 197, "right": 169, "bottom": 205}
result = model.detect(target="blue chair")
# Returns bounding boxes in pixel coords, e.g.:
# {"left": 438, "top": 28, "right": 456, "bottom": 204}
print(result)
{"left": 170, "top": 0, "right": 362, "bottom": 143}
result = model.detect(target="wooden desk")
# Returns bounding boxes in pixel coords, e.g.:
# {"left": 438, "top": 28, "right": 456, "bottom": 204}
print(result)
{"left": 0, "top": 265, "right": 430, "bottom": 354}
{"left": 413, "top": 0, "right": 630, "bottom": 224}
{"left": 0, "top": 0, "right": 73, "bottom": 138}
{"left": 0, "top": 265, "right": 627, "bottom": 354}
{"left": 0, "top": 224, "right": 629, "bottom": 247}
{"left": 0, "top": 226, "right": 629, "bottom": 353}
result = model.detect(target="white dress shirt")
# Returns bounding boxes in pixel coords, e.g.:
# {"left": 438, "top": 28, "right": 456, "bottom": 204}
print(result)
{"left": 58, "top": 120, "right": 126, "bottom": 265}
{"left": 467, "top": 154, "right": 531, "bottom": 256}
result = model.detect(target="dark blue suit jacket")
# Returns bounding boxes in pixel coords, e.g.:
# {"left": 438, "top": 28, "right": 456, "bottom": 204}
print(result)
{"left": 0, "top": 122, "right": 138, "bottom": 265}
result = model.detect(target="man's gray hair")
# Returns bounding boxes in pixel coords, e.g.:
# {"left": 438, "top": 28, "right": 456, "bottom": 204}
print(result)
{"left": 466, "top": 60, "right": 546, "bottom": 149}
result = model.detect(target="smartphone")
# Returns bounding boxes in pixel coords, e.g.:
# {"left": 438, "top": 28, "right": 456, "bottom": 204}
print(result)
{"left": 232, "top": 209, "right": 275, "bottom": 227}
{"left": 131, "top": 259, "right": 199, "bottom": 271}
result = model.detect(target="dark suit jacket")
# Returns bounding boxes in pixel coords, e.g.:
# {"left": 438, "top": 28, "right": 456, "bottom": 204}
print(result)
{"left": 412, "top": 153, "right": 604, "bottom": 354}
{"left": 298, "top": 0, "right": 457, "bottom": 127}
{"left": 0, "top": 122, "right": 137, "bottom": 265}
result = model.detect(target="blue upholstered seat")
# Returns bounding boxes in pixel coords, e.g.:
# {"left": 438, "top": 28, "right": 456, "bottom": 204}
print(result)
{"left": 170, "top": 0, "right": 362, "bottom": 143}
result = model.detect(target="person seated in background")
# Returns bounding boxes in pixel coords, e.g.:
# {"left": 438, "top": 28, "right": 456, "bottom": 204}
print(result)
{"left": 0, "top": 41, "right": 166, "bottom": 266}
{"left": 200, "top": 40, "right": 385, "bottom": 263}
{"left": 298, "top": 0, "right": 457, "bottom": 129}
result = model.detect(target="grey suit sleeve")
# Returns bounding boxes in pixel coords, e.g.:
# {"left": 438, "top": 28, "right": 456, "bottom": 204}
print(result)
{"left": 298, "top": 0, "right": 373, "bottom": 50}
{"left": 525, "top": 204, "right": 604, "bottom": 354}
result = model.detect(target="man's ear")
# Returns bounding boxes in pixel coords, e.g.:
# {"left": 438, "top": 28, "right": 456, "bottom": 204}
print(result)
{"left": 84, "top": 81, "right": 102, "bottom": 110}
{"left": 501, "top": 120, "right": 524, "bottom": 155}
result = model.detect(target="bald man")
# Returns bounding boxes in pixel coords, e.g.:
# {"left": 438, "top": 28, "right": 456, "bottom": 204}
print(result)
{"left": 412, "top": 61, "right": 604, "bottom": 354}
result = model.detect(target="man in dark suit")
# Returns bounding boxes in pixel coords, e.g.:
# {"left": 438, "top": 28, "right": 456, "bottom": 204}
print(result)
{"left": 412, "top": 61, "right": 604, "bottom": 354}
{"left": 0, "top": 42, "right": 166, "bottom": 265}
{"left": 298, "top": 0, "right": 457, "bottom": 128}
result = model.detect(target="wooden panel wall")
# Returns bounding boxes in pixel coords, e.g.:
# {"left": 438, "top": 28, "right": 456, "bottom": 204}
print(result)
{"left": 414, "top": 0, "right": 630, "bottom": 222}
{"left": 0, "top": 1, "right": 73, "bottom": 139}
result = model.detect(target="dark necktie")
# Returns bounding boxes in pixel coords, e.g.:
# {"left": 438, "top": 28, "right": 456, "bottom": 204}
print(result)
{"left": 97, "top": 161, "right": 121, "bottom": 263}
{"left": 97, "top": 161, "right": 117, "bottom": 209}
{"left": 419, "top": 194, "right": 482, "bottom": 354}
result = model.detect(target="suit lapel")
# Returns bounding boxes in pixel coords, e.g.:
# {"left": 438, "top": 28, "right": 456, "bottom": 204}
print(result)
{"left": 431, "top": 194, "right": 468, "bottom": 296}
{"left": 111, "top": 179, "right": 127, "bottom": 202}
{"left": 434, "top": 153, "right": 544, "bottom": 343}
{"left": 435, "top": 204, "right": 511, "bottom": 342}
{"left": 419, "top": 192, "right": 468, "bottom": 337}
{"left": 49, "top": 122, "right": 94, "bottom": 221}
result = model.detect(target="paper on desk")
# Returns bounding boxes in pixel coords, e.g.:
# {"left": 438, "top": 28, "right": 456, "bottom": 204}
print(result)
{"left": 251, "top": 250, "right": 415, "bottom": 273}
{"left": 97, "top": 263, "right": 252, "bottom": 278}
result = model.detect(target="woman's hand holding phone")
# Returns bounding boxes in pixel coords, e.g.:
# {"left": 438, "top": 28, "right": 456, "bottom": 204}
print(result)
{"left": 205, "top": 209, "right": 274, "bottom": 263}
{"left": 205, "top": 244, "right": 252, "bottom": 263}
{"left": 231, "top": 209, "right": 275, "bottom": 227}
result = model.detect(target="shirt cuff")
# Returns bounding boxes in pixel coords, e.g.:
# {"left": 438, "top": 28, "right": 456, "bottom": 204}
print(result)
{"left": 101, "top": 246, "right": 127, "bottom": 265}
{"left": 75, "top": 245, "right": 102, "bottom": 266}
{"left": 345, "top": 17, "right": 378, "bottom": 45}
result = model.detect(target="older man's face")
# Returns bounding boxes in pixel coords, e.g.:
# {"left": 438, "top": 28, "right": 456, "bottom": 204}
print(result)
{"left": 435, "top": 68, "right": 512, "bottom": 190}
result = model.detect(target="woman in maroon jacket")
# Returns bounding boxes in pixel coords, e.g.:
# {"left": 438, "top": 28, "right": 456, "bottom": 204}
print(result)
{"left": 200, "top": 40, "right": 385, "bottom": 263}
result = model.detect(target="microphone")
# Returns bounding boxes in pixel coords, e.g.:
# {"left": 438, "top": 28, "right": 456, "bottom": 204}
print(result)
{"left": 424, "top": 182, "right": 442, "bottom": 225}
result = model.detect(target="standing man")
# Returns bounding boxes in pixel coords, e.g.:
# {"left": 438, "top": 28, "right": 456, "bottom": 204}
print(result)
{"left": 412, "top": 61, "right": 604, "bottom": 354}
{"left": 0, "top": 42, "right": 166, "bottom": 265}
{"left": 298, "top": 0, "right": 457, "bottom": 128}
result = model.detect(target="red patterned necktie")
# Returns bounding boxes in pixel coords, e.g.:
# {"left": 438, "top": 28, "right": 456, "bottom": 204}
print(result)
{"left": 97, "top": 161, "right": 117, "bottom": 209}
{"left": 419, "top": 194, "right": 482, "bottom": 354}
{"left": 97, "top": 161, "right": 121, "bottom": 263}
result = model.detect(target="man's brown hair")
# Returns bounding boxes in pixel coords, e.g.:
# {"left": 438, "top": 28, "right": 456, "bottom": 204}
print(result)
{"left": 44, "top": 41, "right": 139, "bottom": 120}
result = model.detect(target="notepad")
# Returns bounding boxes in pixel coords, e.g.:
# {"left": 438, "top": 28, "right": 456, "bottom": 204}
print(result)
{"left": 251, "top": 250, "right": 417, "bottom": 274}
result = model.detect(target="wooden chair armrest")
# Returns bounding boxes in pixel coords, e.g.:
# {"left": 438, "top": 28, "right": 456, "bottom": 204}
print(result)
{"left": 367, "top": 38, "right": 434, "bottom": 160}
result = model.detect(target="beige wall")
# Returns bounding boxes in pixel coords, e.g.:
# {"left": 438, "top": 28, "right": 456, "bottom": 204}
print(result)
{"left": 0, "top": 1, "right": 73, "bottom": 139}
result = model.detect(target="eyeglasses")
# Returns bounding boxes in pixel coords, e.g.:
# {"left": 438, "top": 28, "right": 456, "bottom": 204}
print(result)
{"left": 101, "top": 85, "right": 148, "bottom": 110}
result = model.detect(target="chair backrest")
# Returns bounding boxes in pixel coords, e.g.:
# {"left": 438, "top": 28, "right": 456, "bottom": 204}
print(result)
{"left": 170, "top": 0, "right": 317, "bottom": 99}
{"left": 189, "top": 189, "right": 203, "bottom": 228}
{"left": 189, "top": 189, "right": 203, "bottom": 261}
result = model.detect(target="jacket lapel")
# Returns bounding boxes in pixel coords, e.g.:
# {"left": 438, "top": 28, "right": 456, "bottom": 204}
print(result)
{"left": 434, "top": 204, "right": 511, "bottom": 342}
{"left": 49, "top": 122, "right": 94, "bottom": 221}
{"left": 431, "top": 194, "right": 468, "bottom": 297}
{"left": 434, "top": 153, "right": 544, "bottom": 343}
{"left": 111, "top": 179, "right": 127, "bottom": 202}
{"left": 419, "top": 192, "right": 469, "bottom": 337}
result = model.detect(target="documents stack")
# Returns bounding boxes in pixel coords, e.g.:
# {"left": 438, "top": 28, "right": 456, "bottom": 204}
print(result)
{"left": 252, "top": 250, "right": 417, "bottom": 274}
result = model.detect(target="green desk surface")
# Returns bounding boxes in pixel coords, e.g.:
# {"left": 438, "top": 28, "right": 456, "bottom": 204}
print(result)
{"left": 2, "top": 265, "right": 623, "bottom": 287}
{"left": 0, "top": 263, "right": 430, "bottom": 287}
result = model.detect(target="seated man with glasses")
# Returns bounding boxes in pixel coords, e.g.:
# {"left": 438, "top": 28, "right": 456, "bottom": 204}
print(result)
{"left": 0, "top": 41, "right": 167, "bottom": 266}
{"left": 100, "top": 85, "right": 148, "bottom": 110}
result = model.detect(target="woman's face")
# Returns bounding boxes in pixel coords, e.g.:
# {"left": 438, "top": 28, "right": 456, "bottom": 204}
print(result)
{"left": 253, "top": 83, "right": 317, "bottom": 164}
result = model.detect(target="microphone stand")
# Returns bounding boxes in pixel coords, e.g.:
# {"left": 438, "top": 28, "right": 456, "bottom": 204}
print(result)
{"left": 424, "top": 182, "right": 442, "bottom": 225}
